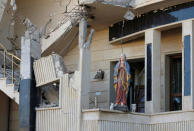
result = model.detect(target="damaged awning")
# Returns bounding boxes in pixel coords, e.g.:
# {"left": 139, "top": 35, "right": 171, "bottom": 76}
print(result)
{"left": 41, "top": 20, "right": 79, "bottom": 56}
{"left": 80, "top": 0, "right": 194, "bottom": 30}
{"left": 41, "top": 0, "right": 194, "bottom": 55}
{"left": 80, "top": 1, "right": 128, "bottom": 30}
{"left": 134, "top": 0, "right": 194, "bottom": 15}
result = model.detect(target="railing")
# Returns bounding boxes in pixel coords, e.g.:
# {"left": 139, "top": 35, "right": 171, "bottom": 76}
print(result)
{"left": 0, "top": 43, "right": 21, "bottom": 87}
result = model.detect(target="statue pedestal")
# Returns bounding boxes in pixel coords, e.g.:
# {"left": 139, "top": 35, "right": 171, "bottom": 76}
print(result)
{"left": 113, "top": 104, "right": 129, "bottom": 112}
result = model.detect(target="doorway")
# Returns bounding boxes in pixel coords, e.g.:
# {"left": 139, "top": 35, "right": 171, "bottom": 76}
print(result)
{"left": 169, "top": 54, "right": 182, "bottom": 111}
{"left": 128, "top": 59, "right": 145, "bottom": 112}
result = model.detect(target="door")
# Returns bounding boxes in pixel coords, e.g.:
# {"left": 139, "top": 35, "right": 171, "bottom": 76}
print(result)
{"left": 170, "top": 54, "right": 182, "bottom": 111}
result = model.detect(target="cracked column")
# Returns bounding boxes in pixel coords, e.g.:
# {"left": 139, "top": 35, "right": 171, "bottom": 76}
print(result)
{"left": 182, "top": 20, "right": 194, "bottom": 111}
{"left": 77, "top": 17, "right": 95, "bottom": 131}
{"left": 145, "top": 29, "right": 161, "bottom": 114}
{"left": 19, "top": 29, "right": 41, "bottom": 131}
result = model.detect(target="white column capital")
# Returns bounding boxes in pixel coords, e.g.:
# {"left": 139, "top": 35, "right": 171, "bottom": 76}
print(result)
{"left": 182, "top": 20, "right": 194, "bottom": 41}
{"left": 145, "top": 29, "right": 161, "bottom": 45}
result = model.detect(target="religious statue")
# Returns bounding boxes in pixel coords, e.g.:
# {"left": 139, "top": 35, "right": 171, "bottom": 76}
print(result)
{"left": 113, "top": 54, "right": 131, "bottom": 111}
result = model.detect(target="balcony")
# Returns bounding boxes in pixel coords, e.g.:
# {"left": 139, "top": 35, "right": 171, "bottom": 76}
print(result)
{"left": 79, "top": 0, "right": 193, "bottom": 31}
{"left": 82, "top": 109, "right": 194, "bottom": 131}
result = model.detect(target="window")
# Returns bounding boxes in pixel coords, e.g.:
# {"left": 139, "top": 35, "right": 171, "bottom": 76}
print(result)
{"left": 38, "top": 80, "right": 60, "bottom": 108}
{"left": 184, "top": 35, "right": 191, "bottom": 96}
{"left": 146, "top": 44, "right": 152, "bottom": 101}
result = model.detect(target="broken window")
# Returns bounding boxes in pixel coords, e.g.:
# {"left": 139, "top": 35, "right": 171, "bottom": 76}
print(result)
{"left": 38, "top": 81, "right": 60, "bottom": 108}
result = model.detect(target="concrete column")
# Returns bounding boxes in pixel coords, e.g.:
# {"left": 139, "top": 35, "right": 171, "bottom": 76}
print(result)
{"left": 182, "top": 20, "right": 194, "bottom": 111}
{"left": 145, "top": 29, "right": 161, "bottom": 114}
{"left": 19, "top": 35, "right": 41, "bottom": 131}
{"left": 77, "top": 17, "right": 92, "bottom": 131}
{"left": 78, "top": 17, "right": 90, "bottom": 110}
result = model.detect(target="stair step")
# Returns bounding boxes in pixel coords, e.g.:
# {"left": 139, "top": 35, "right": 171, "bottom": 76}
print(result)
{"left": 0, "top": 77, "right": 19, "bottom": 104}
{"left": 14, "top": 91, "right": 19, "bottom": 104}
{"left": 0, "top": 77, "right": 6, "bottom": 80}
{"left": 0, "top": 77, "right": 6, "bottom": 89}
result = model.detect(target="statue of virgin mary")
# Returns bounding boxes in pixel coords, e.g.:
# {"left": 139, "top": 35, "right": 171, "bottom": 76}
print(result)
{"left": 113, "top": 54, "right": 131, "bottom": 110}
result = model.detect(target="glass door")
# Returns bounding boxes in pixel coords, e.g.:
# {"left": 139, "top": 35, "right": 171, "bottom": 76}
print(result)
{"left": 170, "top": 55, "right": 182, "bottom": 111}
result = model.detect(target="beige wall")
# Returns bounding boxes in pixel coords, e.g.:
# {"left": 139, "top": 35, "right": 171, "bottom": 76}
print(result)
{"left": 9, "top": 101, "right": 19, "bottom": 131}
{"left": 63, "top": 27, "right": 182, "bottom": 109}
{"left": 0, "top": 91, "right": 9, "bottom": 131}
{"left": 0, "top": 91, "right": 19, "bottom": 131}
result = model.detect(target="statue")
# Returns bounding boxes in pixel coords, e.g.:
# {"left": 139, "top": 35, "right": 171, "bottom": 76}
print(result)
{"left": 113, "top": 54, "right": 131, "bottom": 111}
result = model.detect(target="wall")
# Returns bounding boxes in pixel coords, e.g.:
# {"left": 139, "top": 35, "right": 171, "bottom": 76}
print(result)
{"left": 9, "top": 100, "right": 19, "bottom": 131}
{"left": 0, "top": 91, "right": 19, "bottom": 131}
{"left": 0, "top": 91, "right": 9, "bottom": 131}
{"left": 63, "top": 27, "right": 182, "bottom": 109}
{"left": 0, "top": 92, "right": 19, "bottom": 131}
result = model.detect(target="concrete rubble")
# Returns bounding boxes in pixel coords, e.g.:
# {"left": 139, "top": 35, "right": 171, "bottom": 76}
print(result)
{"left": 52, "top": 53, "right": 67, "bottom": 78}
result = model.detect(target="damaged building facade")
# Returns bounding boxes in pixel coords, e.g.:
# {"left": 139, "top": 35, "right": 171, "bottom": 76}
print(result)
{"left": 1, "top": 0, "right": 194, "bottom": 131}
